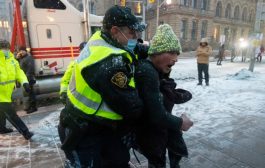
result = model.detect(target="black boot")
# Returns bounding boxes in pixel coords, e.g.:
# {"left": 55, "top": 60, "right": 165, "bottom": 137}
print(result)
{"left": 0, "top": 127, "right": 13, "bottom": 134}
{"left": 23, "top": 131, "right": 34, "bottom": 140}
{"left": 26, "top": 107, "right": 37, "bottom": 114}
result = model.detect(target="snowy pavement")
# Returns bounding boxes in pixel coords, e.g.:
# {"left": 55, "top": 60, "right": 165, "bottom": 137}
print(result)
{"left": 0, "top": 58, "right": 265, "bottom": 168}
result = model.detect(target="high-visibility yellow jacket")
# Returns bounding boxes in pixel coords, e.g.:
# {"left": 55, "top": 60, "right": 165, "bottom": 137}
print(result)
{"left": 0, "top": 50, "right": 28, "bottom": 102}
{"left": 60, "top": 61, "right": 75, "bottom": 94}
{"left": 67, "top": 31, "right": 136, "bottom": 120}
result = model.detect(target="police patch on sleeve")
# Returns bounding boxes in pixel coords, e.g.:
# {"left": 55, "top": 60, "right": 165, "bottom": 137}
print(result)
{"left": 111, "top": 72, "right": 128, "bottom": 88}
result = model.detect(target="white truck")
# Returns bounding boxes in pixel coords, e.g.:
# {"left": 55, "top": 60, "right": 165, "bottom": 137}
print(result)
{"left": 11, "top": 0, "right": 103, "bottom": 102}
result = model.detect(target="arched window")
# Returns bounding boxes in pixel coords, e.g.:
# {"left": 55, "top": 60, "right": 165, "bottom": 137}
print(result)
{"left": 201, "top": 20, "right": 208, "bottom": 38}
{"left": 201, "top": 0, "right": 207, "bottom": 10}
{"left": 242, "top": 7, "right": 247, "bottom": 22}
{"left": 225, "top": 4, "right": 231, "bottom": 19}
{"left": 248, "top": 9, "right": 254, "bottom": 22}
{"left": 192, "top": 0, "right": 197, "bottom": 9}
{"left": 191, "top": 20, "right": 198, "bottom": 40}
{"left": 215, "top": 1, "right": 222, "bottom": 17}
{"left": 234, "top": 5, "right": 240, "bottom": 20}
{"left": 180, "top": 19, "right": 188, "bottom": 39}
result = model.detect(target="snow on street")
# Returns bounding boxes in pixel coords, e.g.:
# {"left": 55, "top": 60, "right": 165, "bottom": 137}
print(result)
{"left": 0, "top": 58, "right": 265, "bottom": 168}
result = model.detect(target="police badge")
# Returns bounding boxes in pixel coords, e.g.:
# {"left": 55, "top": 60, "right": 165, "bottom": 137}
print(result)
{"left": 111, "top": 72, "right": 128, "bottom": 88}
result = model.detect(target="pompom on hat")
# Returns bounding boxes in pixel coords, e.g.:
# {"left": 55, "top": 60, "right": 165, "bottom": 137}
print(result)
{"left": 148, "top": 24, "right": 182, "bottom": 55}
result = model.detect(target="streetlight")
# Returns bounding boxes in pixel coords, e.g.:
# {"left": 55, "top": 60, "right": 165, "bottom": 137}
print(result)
{"left": 156, "top": 0, "right": 171, "bottom": 27}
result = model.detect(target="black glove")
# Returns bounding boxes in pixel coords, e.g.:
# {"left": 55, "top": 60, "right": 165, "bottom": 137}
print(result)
{"left": 172, "top": 89, "right": 192, "bottom": 104}
{"left": 29, "top": 79, "right": 36, "bottom": 85}
{"left": 60, "top": 92, "right": 67, "bottom": 105}
{"left": 160, "top": 78, "right": 177, "bottom": 92}
{"left": 23, "top": 83, "right": 31, "bottom": 93}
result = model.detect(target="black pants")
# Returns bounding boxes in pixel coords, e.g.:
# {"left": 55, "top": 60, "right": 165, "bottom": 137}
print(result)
{"left": 28, "top": 83, "right": 37, "bottom": 109}
{"left": 256, "top": 53, "right": 262, "bottom": 62}
{"left": 0, "top": 103, "right": 30, "bottom": 135}
{"left": 217, "top": 57, "right": 223, "bottom": 65}
{"left": 197, "top": 63, "right": 209, "bottom": 84}
{"left": 58, "top": 108, "right": 130, "bottom": 168}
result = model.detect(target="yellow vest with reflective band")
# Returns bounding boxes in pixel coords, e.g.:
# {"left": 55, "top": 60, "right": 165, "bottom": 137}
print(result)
{"left": 60, "top": 61, "right": 75, "bottom": 94}
{"left": 0, "top": 50, "right": 28, "bottom": 102}
{"left": 67, "top": 31, "right": 136, "bottom": 120}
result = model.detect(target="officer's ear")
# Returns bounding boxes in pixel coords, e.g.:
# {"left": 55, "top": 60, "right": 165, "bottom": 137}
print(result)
{"left": 110, "top": 26, "right": 120, "bottom": 38}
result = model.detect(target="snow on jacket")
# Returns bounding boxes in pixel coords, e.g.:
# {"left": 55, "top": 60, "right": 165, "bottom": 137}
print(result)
{"left": 0, "top": 50, "right": 28, "bottom": 102}
{"left": 196, "top": 45, "right": 212, "bottom": 64}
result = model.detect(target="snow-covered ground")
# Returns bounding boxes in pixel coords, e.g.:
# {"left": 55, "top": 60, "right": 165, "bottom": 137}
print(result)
{"left": 170, "top": 58, "right": 265, "bottom": 147}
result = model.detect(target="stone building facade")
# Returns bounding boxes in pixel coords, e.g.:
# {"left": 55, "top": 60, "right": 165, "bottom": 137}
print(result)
{"left": 146, "top": 0, "right": 257, "bottom": 51}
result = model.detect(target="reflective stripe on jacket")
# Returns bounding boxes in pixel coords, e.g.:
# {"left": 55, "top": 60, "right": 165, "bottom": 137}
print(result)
{"left": 67, "top": 31, "right": 135, "bottom": 120}
{"left": 0, "top": 50, "right": 28, "bottom": 102}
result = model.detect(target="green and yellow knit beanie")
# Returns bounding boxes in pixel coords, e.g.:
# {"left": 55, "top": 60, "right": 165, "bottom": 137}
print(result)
{"left": 148, "top": 24, "right": 182, "bottom": 55}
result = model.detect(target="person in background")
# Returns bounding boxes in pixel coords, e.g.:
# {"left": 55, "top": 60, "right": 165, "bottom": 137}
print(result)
{"left": 0, "top": 39, "right": 34, "bottom": 140}
{"left": 58, "top": 5, "right": 145, "bottom": 167}
{"left": 134, "top": 24, "right": 193, "bottom": 168}
{"left": 217, "top": 44, "right": 225, "bottom": 65}
{"left": 17, "top": 46, "right": 37, "bottom": 113}
{"left": 196, "top": 38, "right": 212, "bottom": 86}
{"left": 256, "top": 44, "right": 264, "bottom": 63}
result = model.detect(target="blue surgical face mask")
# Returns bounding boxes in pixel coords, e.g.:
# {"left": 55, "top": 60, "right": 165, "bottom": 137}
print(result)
{"left": 127, "top": 39, "right": 137, "bottom": 52}
{"left": 118, "top": 28, "right": 137, "bottom": 52}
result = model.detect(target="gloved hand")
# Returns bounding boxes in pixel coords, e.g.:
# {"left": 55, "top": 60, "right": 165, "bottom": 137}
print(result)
{"left": 160, "top": 78, "right": 177, "bottom": 92}
{"left": 172, "top": 89, "right": 192, "bottom": 104}
{"left": 60, "top": 92, "right": 67, "bottom": 105}
{"left": 23, "top": 83, "right": 31, "bottom": 93}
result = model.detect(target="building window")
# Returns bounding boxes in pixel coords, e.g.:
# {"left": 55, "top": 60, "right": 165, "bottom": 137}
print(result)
{"left": 90, "top": 2, "right": 96, "bottom": 14}
{"left": 224, "top": 27, "right": 230, "bottom": 43}
{"left": 249, "top": 10, "right": 254, "bottom": 22}
{"left": 192, "top": 0, "right": 197, "bottom": 8}
{"left": 215, "top": 1, "right": 222, "bottom": 17}
{"left": 33, "top": 0, "right": 66, "bottom": 10}
{"left": 191, "top": 20, "right": 197, "bottom": 40}
{"left": 201, "top": 0, "right": 208, "bottom": 10}
{"left": 234, "top": 5, "right": 240, "bottom": 20}
{"left": 180, "top": 19, "right": 188, "bottom": 39}
{"left": 180, "top": 0, "right": 189, "bottom": 7}
{"left": 225, "top": 4, "right": 231, "bottom": 19}
{"left": 242, "top": 7, "right": 247, "bottom": 22}
{"left": 201, "top": 20, "right": 207, "bottom": 38}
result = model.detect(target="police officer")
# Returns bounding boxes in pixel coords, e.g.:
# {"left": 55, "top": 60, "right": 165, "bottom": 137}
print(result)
{"left": 17, "top": 46, "right": 37, "bottom": 113}
{"left": 58, "top": 5, "right": 146, "bottom": 167}
{"left": 0, "top": 39, "right": 34, "bottom": 140}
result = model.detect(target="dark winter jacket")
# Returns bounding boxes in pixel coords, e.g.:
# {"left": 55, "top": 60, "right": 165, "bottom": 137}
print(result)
{"left": 160, "top": 77, "right": 192, "bottom": 112}
{"left": 18, "top": 53, "right": 35, "bottom": 84}
{"left": 135, "top": 64, "right": 192, "bottom": 160}
{"left": 135, "top": 59, "right": 183, "bottom": 130}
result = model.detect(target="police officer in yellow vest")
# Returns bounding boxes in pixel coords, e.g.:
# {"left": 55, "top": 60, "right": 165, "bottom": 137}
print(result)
{"left": 58, "top": 5, "right": 146, "bottom": 167}
{"left": 0, "top": 39, "right": 33, "bottom": 140}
